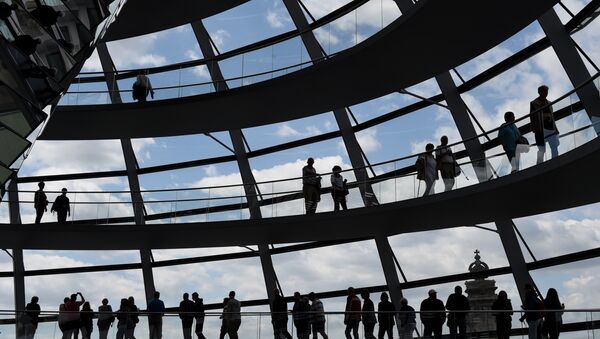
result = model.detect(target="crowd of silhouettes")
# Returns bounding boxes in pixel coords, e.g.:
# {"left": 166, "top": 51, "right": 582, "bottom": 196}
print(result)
{"left": 18, "top": 285, "right": 565, "bottom": 339}
{"left": 33, "top": 182, "right": 70, "bottom": 224}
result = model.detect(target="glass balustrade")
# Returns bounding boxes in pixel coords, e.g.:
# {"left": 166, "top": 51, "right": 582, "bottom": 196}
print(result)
{"left": 0, "top": 309, "right": 597, "bottom": 339}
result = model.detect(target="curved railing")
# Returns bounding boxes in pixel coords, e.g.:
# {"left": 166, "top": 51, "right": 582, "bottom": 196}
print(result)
{"left": 0, "top": 309, "right": 598, "bottom": 339}
{"left": 59, "top": 0, "right": 404, "bottom": 105}
{"left": 5, "top": 72, "right": 600, "bottom": 224}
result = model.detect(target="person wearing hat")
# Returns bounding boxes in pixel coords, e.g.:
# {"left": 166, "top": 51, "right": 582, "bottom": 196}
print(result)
{"left": 51, "top": 188, "right": 70, "bottom": 223}
{"left": 420, "top": 289, "right": 446, "bottom": 339}
{"left": 34, "top": 181, "right": 48, "bottom": 224}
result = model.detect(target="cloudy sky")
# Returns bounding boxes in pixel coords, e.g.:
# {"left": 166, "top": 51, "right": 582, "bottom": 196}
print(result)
{"left": 1, "top": 0, "right": 600, "bottom": 337}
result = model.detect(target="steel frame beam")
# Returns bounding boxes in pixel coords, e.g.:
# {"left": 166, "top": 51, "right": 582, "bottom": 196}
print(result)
{"left": 281, "top": 0, "right": 404, "bottom": 326}
{"left": 97, "top": 43, "right": 156, "bottom": 304}
{"left": 191, "top": 20, "right": 280, "bottom": 305}
{"left": 8, "top": 178, "right": 25, "bottom": 336}
{"left": 538, "top": 8, "right": 600, "bottom": 134}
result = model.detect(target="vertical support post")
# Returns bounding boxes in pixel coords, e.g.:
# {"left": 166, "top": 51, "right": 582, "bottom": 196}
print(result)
{"left": 8, "top": 177, "right": 25, "bottom": 336}
{"left": 191, "top": 21, "right": 279, "bottom": 305}
{"left": 282, "top": 0, "right": 404, "bottom": 323}
{"left": 435, "top": 72, "right": 491, "bottom": 182}
{"left": 495, "top": 220, "right": 534, "bottom": 303}
{"left": 97, "top": 42, "right": 156, "bottom": 304}
{"left": 538, "top": 9, "right": 600, "bottom": 134}
{"left": 374, "top": 237, "right": 404, "bottom": 334}
{"left": 281, "top": 0, "right": 377, "bottom": 206}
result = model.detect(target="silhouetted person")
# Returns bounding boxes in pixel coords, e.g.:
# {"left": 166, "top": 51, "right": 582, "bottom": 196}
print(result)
{"left": 97, "top": 298, "right": 114, "bottom": 339}
{"left": 446, "top": 286, "right": 470, "bottom": 339}
{"left": 420, "top": 289, "right": 446, "bottom": 339}
{"left": 272, "top": 289, "right": 292, "bottom": 339}
{"left": 115, "top": 298, "right": 131, "bottom": 339}
{"left": 179, "top": 293, "right": 195, "bottom": 339}
{"left": 58, "top": 297, "right": 70, "bottom": 339}
{"left": 492, "top": 291, "right": 513, "bottom": 339}
{"left": 192, "top": 292, "right": 206, "bottom": 339}
{"left": 303, "top": 158, "right": 321, "bottom": 214}
{"left": 13, "top": 35, "right": 41, "bottom": 55}
{"left": 132, "top": 71, "right": 154, "bottom": 102}
{"left": 399, "top": 298, "right": 416, "bottom": 339}
{"left": 225, "top": 291, "right": 241, "bottom": 339}
{"left": 345, "top": 287, "right": 361, "bottom": 339}
{"left": 51, "top": 188, "right": 70, "bottom": 223}
{"left": 127, "top": 296, "right": 139, "bottom": 339}
{"left": 34, "top": 182, "right": 48, "bottom": 224}
{"left": 31, "top": 4, "right": 61, "bottom": 29}
{"left": 531, "top": 85, "right": 559, "bottom": 164}
{"left": 80, "top": 302, "right": 93, "bottom": 339}
{"left": 416, "top": 144, "right": 438, "bottom": 196}
{"left": 435, "top": 136, "right": 458, "bottom": 191}
{"left": 24, "top": 296, "right": 40, "bottom": 339}
{"left": 0, "top": 2, "right": 18, "bottom": 20}
{"left": 147, "top": 291, "right": 165, "bottom": 339}
{"left": 377, "top": 292, "right": 394, "bottom": 339}
{"left": 543, "top": 288, "right": 564, "bottom": 339}
{"left": 308, "top": 292, "right": 328, "bottom": 339}
{"left": 65, "top": 292, "right": 85, "bottom": 339}
{"left": 499, "top": 111, "right": 523, "bottom": 173}
{"left": 361, "top": 290, "right": 377, "bottom": 339}
{"left": 292, "top": 292, "right": 311, "bottom": 339}
{"left": 519, "top": 283, "right": 543, "bottom": 339}
{"left": 219, "top": 298, "right": 229, "bottom": 339}
{"left": 331, "top": 165, "right": 348, "bottom": 211}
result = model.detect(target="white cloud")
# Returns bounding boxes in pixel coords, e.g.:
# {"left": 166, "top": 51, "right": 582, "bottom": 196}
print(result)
{"left": 275, "top": 124, "right": 301, "bottom": 137}
{"left": 185, "top": 50, "right": 211, "bottom": 79}
{"left": 210, "top": 29, "right": 231, "bottom": 50}
{"left": 266, "top": 8, "right": 289, "bottom": 29}
{"left": 84, "top": 33, "right": 168, "bottom": 71}
{"left": 354, "top": 128, "right": 381, "bottom": 152}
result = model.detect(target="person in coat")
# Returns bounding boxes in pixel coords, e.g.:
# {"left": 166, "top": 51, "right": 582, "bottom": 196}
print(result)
{"left": 420, "top": 289, "right": 446, "bottom": 339}
{"left": 492, "top": 290, "right": 513, "bottom": 339}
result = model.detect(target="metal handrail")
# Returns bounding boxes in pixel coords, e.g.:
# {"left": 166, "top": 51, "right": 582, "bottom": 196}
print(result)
{"left": 10, "top": 70, "right": 600, "bottom": 197}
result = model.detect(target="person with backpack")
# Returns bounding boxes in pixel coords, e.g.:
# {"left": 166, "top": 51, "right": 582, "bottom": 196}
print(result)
{"left": 498, "top": 111, "right": 524, "bottom": 173}
{"left": 51, "top": 188, "right": 70, "bottom": 223}
{"left": 435, "top": 136, "right": 459, "bottom": 191}
{"left": 416, "top": 144, "right": 438, "bottom": 196}
{"left": 97, "top": 298, "right": 115, "bottom": 339}
{"left": 399, "top": 298, "right": 416, "bottom": 339}
{"left": 292, "top": 292, "right": 311, "bottom": 339}
{"left": 132, "top": 71, "right": 154, "bottom": 102}
{"left": 520, "top": 284, "right": 543, "bottom": 339}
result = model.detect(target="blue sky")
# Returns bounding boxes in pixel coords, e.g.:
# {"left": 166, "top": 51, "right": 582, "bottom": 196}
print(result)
{"left": 1, "top": 0, "right": 600, "bottom": 337}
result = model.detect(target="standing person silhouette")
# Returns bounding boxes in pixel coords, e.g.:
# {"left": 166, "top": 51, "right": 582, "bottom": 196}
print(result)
{"left": 179, "top": 293, "right": 195, "bottom": 339}
{"left": 51, "top": 188, "right": 70, "bottom": 223}
{"left": 34, "top": 182, "right": 48, "bottom": 224}
{"left": 416, "top": 144, "right": 438, "bottom": 196}
{"left": 530, "top": 85, "right": 559, "bottom": 163}
{"left": 225, "top": 291, "right": 241, "bottom": 339}
{"left": 302, "top": 158, "right": 321, "bottom": 214}
{"left": 435, "top": 136, "right": 458, "bottom": 192}
{"left": 330, "top": 165, "right": 348, "bottom": 211}
{"left": 132, "top": 70, "right": 154, "bottom": 102}
{"left": 272, "top": 289, "right": 293, "bottom": 339}
{"left": 192, "top": 292, "right": 206, "bottom": 339}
